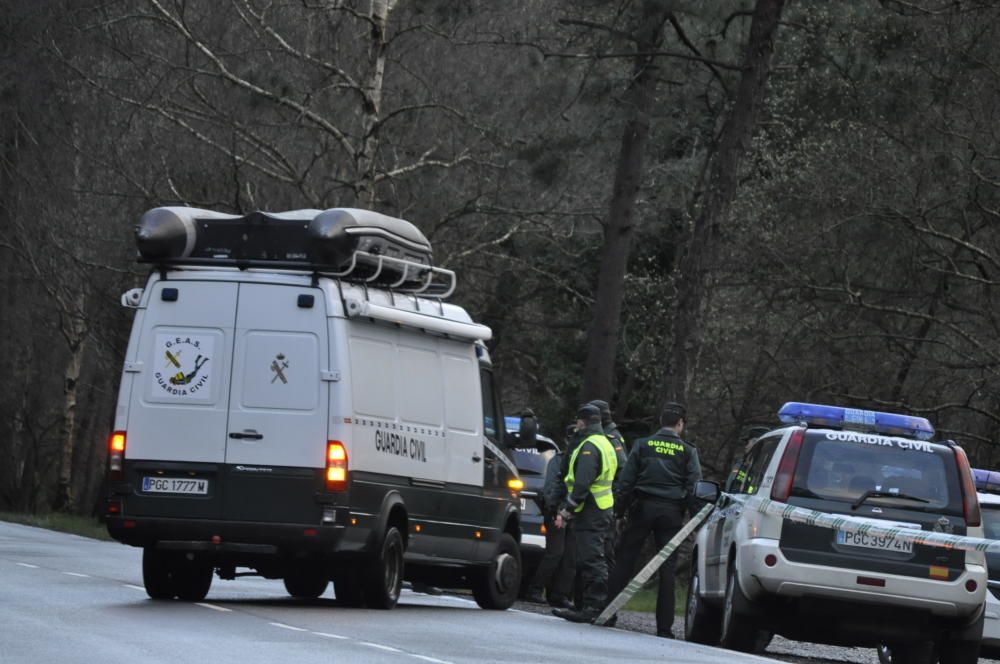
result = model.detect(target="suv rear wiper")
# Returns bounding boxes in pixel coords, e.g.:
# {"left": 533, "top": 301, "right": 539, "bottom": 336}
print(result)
{"left": 851, "top": 490, "right": 930, "bottom": 511}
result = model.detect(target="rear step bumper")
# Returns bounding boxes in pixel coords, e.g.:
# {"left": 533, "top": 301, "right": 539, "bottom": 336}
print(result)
{"left": 106, "top": 514, "right": 354, "bottom": 555}
{"left": 739, "top": 538, "right": 986, "bottom": 617}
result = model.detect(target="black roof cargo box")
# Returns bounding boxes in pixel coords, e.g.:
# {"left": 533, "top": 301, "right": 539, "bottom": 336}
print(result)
{"left": 135, "top": 207, "right": 446, "bottom": 294}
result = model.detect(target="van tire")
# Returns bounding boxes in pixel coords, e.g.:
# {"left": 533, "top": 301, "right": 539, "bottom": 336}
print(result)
{"left": 719, "top": 564, "right": 759, "bottom": 652}
{"left": 283, "top": 565, "right": 329, "bottom": 599}
{"left": 472, "top": 533, "right": 521, "bottom": 610}
{"left": 684, "top": 563, "right": 721, "bottom": 645}
{"left": 362, "top": 526, "right": 405, "bottom": 610}
{"left": 173, "top": 558, "right": 214, "bottom": 602}
{"left": 888, "top": 642, "right": 935, "bottom": 664}
{"left": 333, "top": 568, "right": 366, "bottom": 607}
{"left": 938, "top": 638, "right": 980, "bottom": 664}
{"left": 142, "top": 548, "right": 175, "bottom": 600}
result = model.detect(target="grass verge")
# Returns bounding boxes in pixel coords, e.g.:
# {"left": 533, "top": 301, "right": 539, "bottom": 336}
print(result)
{"left": 622, "top": 583, "right": 687, "bottom": 615}
{"left": 0, "top": 512, "right": 112, "bottom": 541}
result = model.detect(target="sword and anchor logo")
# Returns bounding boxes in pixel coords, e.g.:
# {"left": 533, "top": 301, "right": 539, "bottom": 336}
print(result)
{"left": 271, "top": 353, "right": 289, "bottom": 384}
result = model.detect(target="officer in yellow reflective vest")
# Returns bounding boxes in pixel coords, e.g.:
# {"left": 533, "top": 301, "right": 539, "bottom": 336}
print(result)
{"left": 552, "top": 403, "right": 618, "bottom": 623}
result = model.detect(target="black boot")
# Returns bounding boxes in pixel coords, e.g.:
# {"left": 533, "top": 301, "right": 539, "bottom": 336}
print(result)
{"left": 553, "top": 607, "right": 599, "bottom": 623}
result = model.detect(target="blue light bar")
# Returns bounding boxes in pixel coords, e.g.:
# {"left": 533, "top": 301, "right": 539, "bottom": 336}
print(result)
{"left": 777, "top": 402, "right": 935, "bottom": 441}
{"left": 974, "top": 468, "right": 1000, "bottom": 493}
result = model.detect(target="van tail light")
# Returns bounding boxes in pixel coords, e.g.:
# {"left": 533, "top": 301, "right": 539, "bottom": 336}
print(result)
{"left": 326, "top": 441, "right": 348, "bottom": 492}
{"left": 770, "top": 428, "right": 805, "bottom": 502}
{"left": 108, "top": 431, "right": 126, "bottom": 480}
{"left": 953, "top": 444, "right": 981, "bottom": 527}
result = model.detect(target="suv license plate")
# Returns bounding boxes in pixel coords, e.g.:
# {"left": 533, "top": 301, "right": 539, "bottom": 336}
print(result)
{"left": 142, "top": 477, "right": 209, "bottom": 495}
{"left": 836, "top": 530, "right": 913, "bottom": 553}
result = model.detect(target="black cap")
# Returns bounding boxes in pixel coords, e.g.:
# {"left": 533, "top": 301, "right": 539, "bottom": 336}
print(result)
{"left": 576, "top": 403, "right": 601, "bottom": 423}
{"left": 589, "top": 399, "right": 612, "bottom": 425}
{"left": 660, "top": 402, "right": 686, "bottom": 426}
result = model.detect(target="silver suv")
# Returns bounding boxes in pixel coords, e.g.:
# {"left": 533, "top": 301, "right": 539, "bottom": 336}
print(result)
{"left": 686, "top": 402, "right": 987, "bottom": 664}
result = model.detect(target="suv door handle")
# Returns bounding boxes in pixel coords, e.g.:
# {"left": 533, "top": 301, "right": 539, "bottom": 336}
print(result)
{"left": 472, "top": 454, "right": 482, "bottom": 463}
{"left": 229, "top": 430, "right": 263, "bottom": 440}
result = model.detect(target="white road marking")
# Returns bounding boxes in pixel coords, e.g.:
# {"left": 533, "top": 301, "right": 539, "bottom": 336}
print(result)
{"left": 16, "top": 563, "right": 39, "bottom": 569}
{"left": 360, "top": 642, "right": 401, "bottom": 653}
{"left": 195, "top": 603, "right": 232, "bottom": 612}
{"left": 410, "top": 655, "right": 453, "bottom": 664}
{"left": 270, "top": 622, "right": 307, "bottom": 632}
{"left": 63, "top": 572, "right": 90, "bottom": 578}
{"left": 123, "top": 584, "right": 145, "bottom": 591}
{"left": 313, "top": 632, "right": 349, "bottom": 640}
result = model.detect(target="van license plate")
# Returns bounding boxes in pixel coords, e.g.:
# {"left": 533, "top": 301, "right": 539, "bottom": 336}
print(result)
{"left": 142, "top": 477, "right": 209, "bottom": 495}
{"left": 836, "top": 530, "right": 913, "bottom": 553}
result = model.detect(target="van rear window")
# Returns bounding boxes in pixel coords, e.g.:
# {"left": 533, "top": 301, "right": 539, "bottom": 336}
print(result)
{"left": 793, "top": 432, "right": 960, "bottom": 510}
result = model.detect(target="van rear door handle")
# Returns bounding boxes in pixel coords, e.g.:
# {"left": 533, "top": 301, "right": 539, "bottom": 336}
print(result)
{"left": 472, "top": 454, "right": 482, "bottom": 463}
{"left": 229, "top": 431, "right": 263, "bottom": 440}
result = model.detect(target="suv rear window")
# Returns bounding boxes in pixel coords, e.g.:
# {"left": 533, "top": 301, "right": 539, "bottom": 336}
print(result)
{"left": 793, "top": 431, "right": 961, "bottom": 511}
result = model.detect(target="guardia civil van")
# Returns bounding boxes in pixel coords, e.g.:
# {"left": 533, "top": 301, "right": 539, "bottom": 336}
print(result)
{"left": 105, "top": 207, "right": 531, "bottom": 610}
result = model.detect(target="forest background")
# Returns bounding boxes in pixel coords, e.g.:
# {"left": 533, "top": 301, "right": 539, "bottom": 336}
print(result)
{"left": 2, "top": 0, "right": 1000, "bottom": 514}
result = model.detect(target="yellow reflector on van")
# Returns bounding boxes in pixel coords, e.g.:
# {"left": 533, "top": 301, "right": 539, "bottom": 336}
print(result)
{"left": 929, "top": 566, "right": 949, "bottom": 580}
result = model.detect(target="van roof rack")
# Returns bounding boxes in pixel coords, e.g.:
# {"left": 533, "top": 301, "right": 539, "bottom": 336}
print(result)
{"left": 134, "top": 206, "right": 456, "bottom": 298}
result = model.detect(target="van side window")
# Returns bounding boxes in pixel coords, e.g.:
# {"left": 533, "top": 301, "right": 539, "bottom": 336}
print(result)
{"left": 480, "top": 370, "right": 499, "bottom": 441}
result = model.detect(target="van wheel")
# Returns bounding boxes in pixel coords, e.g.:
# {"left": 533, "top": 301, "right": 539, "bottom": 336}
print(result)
{"left": 173, "top": 558, "right": 214, "bottom": 602}
{"left": 719, "top": 564, "right": 759, "bottom": 652}
{"left": 363, "top": 526, "right": 405, "bottom": 610}
{"left": 472, "top": 533, "right": 521, "bottom": 610}
{"left": 938, "top": 638, "right": 980, "bottom": 664}
{"left": 142, "top": 548, "right": 175, "bottom": 600}
{"left": 333, "top": 567, "right": 366, "bottom": 607}
{"left": 283, "top": 565, "right": 329, "bottom": 599}
{"left": 684, "top": 563, "right": 721, "bottom": 645}
{"left": 887, "top": 642, "right": 935, "bottom": 664}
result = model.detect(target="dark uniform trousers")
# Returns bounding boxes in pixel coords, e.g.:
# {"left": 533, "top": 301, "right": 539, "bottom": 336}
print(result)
{"left": 571, "top": 503, "right": 613, "bottom": 612}
{"left": 606, "top": 498, "right": 685, "bottom": 633}
{"left": 528, "top": 514, "right": 573, "bottom": 602}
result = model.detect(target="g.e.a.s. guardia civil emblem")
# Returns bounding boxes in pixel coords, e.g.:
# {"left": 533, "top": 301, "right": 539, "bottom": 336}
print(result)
{"left": 153, "top": 333, "right": 214, "bottom": 398}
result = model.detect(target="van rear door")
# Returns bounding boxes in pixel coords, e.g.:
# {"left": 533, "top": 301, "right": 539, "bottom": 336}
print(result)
{"left": 125, "top": 280, "right": 238, "bottom": 519}
{"left": 222, "top": 283, "right": 329, "bottom": 523}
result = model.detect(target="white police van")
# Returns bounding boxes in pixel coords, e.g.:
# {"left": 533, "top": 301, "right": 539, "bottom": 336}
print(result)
{"left": 105, "top": 207, "right": 530, "bottom": 610}
{"left": 686, "top": 402, "right": 987, "bottom": 664}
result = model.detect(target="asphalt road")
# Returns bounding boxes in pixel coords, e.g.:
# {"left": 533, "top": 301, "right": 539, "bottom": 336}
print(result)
{"left": 0, "top": 521, "right": 779, "bottom": 664}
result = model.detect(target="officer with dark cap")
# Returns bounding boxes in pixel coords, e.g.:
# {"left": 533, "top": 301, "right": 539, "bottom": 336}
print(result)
{"left": 604, "top": 402, "right": 701, "bottom": 637}
{"left": 589, "top": 399, "right": 627, "bottom": 570}
{"left": 552, "top": 403, "right": 618, "bottom": 623}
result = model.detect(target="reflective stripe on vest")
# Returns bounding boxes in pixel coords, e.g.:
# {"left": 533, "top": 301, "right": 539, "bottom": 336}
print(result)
{"left": 565, "top": 434, "right": 618, "bottom": 512}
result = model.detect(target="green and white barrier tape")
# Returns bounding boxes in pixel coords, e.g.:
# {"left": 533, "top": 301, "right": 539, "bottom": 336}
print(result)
{"left": 734, "top": 493, "right": 1000, "bottom": 553}
{"left": 593, "top": 503, "right": 714, "bottom": 627}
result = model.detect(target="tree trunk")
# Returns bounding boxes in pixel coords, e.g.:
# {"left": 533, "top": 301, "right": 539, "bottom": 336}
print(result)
{"left": 53, "top": 321, "right": 87, "bottom": 512}
{"left": 662, "top": 0, "right": 785, "bottom": 406}
{"left": 580, "top": 1, "right": 672, "bottom": 403}
{"left": 357, "top": 0, "right": 397, "bottom": 207}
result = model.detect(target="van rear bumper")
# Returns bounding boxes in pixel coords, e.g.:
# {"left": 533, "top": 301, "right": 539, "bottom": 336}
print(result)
{"left": 106, "top": 513, "right": 354, "bottom": 556}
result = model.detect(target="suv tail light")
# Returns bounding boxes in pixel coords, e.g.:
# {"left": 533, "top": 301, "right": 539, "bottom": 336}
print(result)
{"left": 953, "top": 444, "right": 981, "bottom": 527}
{"left": 326, "top": 441, "right": 348, "bottom": 492}
{"left": 770, "top": 428, "right": 805, "bottom": 502}
{"left": 108, "top": 431, "right": 126, "bottom": 480}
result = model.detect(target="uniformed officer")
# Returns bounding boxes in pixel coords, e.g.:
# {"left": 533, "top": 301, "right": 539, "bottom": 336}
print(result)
{"left": 590, "top": 399, "right": 627, "bottom": 571}
{"left": 524, "top": 434, "right": 573, "bottom": 608}
{"left": 604, "top": 402, "right": 701, "bottom": 638}
{"left": 552, "top": 404, "right": 619, "bottom": 623}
